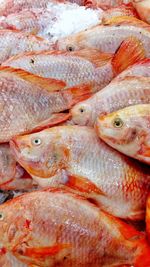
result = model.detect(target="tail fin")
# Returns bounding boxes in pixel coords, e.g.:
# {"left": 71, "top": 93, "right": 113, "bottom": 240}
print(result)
{"left": 63, "top": 83, "right": 93, "bottom": 108}
{"left": 112, "top": 36, "right": 146, "bottom": 75}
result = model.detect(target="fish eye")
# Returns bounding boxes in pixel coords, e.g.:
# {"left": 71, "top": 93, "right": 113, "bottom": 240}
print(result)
{"left": 0, "top": 212, "right": 4, "bottom": 220}
{"left": 31, "top": 138, "right": 42, "bottom": 146}
{"left": 79, "top": 107, "right": 85, "bottom": 113}
{"left": 113, "top": 117, "right": 124, "bottom": 128}
{"left": 66, "top": 45, "right": 75, "bottom": 52}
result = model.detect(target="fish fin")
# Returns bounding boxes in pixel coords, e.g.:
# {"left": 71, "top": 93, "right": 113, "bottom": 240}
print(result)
{"left": 112, "top": 37, "right": 146, "bottom": 74}
{"left": 0, "top": 66, "right": 66, "bottom": 91}
{"left": 30, "top": 113, "right": 71, "bottom": 133}
{"left": 103, "top": 15, "right": 150, "bottom": 29}
{"left": 65, "top": 174, "right": 105, "bottom": 195}
{"left": 23, "top": 244, "right": 70, "bottom": 258}
{"left": 64, "top": 84, "right": 93, "bottom": 107}
{"left": 73, "top": 49, "right": 113, "bottom": 68}
{"left": 138, "top": 144, "right": 150, "bottom": 157}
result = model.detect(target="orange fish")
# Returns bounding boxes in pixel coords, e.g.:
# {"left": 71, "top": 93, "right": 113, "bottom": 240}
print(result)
{"left": 55, "top": 16, "right": 150, "bottom": 56}
{"left": 96, "top": 104, "right": 150, "bottom": 165}
{"left": 0, "top": 67, "right": 92, "bottom": 142}
{"left": 71, "top": 76, "right": 150, "bottom": 127}
{"left": 3, "top": 38, "right": 145, "bottom": 92}
{"left": 10, "top": 125, "right": 150, "bottom": 220}
{"left": 0, "top": 188, "right": 150, "bottom": 266}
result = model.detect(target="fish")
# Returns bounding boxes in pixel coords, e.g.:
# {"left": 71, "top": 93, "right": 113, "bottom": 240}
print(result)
{"left": 0, "top": 143, "right": 34, "bottom": 191}
{"left": 89, "top": 0, "right": 131, "bottom": 10}
{"left": 10, "top": 125, "right": 150, "bottom": 220}
{"left": 96, "top": 104, "right": 150, "bottom": 165}
{"left": 54, "top": 16, "right": 150, "bottom": 56}
{"left": 0, "top": 252, "right": 28, "bottom": 267}
{"left": 2, "top": 37, "right": 145, "bottom": 92}
{"left": 102, "top": 4, "right": 138, "bottom": 23}
{"left": 0, "top": 66, "right": 92, "bottom": 142}
{"left": 0, "top": 29, "right": 52, "bottom": 64}
{"left": 71, "top": 76, "right": 150, "bottom": 126}
{"left": 0, "top": 8, "right": 55, "bottom": 35}
{"left": 133, "top": 0, "right": 150, "bottom": 25}
{"left": 0, "top": 188, "right": 150, "bottom": 267}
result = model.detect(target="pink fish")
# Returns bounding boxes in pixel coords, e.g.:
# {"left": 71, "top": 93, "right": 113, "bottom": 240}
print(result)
{"left": 0, "top": 188, "right": 150, "bottom": 266}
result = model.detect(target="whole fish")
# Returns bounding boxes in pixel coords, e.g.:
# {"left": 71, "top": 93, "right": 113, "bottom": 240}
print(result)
{"left": 133, "top": 0, "right": 150, "bottom": 24}
{"left": 54, "top": 16, "right": 150, "bottom": 56}
{"left": 0, "top": 29, "right": 52, "bottom": 64}
{"left": 2, "top": 38, "right": 145, "bottom": 92}
{"left": 96, "top": 104, "right": 150, "bottom": 165}
{"left": 0, "top": 188, "right": 150, "bottom": 267}
{"left": 10, "top": 125, "right": 150, "bottom": 220}
{"left": 0, "top": 66, "right": 92, "bottom": 142}
{"left": 71, "top": 76, "right": 150, "bottom": 126}
{"left": 0, "top": 9, "right": 55, "bottom": 35}
{"left": 0, "top": 143, "right": 34, "bottom": 190}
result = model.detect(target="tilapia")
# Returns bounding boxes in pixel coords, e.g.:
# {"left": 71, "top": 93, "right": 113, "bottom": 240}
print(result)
{"left": 0, "top": 29, "right": 52, "bottom": 64}
{"left": 55, "top": 16, "right": 150, "bottom": 56}
{"left": 0, "top": 66, "right": 92, "bottom": 142}
{"left": 71, "top": 76, "right": 150, "bottom": 126}
{"left": 3, "top": 38, "right": 145, "bottom": 92}
{"left": 0, "top": 188, "right": 150, "bottom": 266}
{"left": 10, "top": 125, "right": 150, "bottom": 220}
{"left": 96, "top": 104, "right": 150, "bottom": 165}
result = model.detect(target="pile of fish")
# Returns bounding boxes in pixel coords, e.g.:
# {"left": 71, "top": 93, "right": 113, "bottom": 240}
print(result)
{"left": 1, "top": 0, "right": 150, "bottom": 266}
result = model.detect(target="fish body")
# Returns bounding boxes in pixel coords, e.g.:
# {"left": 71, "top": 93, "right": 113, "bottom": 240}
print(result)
{"left": 0, "top": 188, "right": 150, "bottom": 266}
{"left": 133, "top": 0, "right": 150, "bottom": 24}
{"left": 2, "top": 49, "right": 114, "bottom": 91}
{"left": 0, "top": 9, "right": 55, "bottom": 35}
{"left": 96, "top": 104, "right": 150, "bottom": 165}
{"left": 71, "top": 76, "right": 150, "bottom": 126}
{"left": 10, "top": 125, "right": 150, "bottom": 220}
{"left": 55, "top": 17, "right": 150, "bottom": 56}
{"left": 3, "top": 36, "right": 145, "bottom": 92}
{"left": 0, "top": 29, "right": 51, "bottom": 64}
{"left": 0, "top": 67, "right": 91, "bottom": 142}
{"left": 102, "top": 4, "right": 138, "bottom": 22}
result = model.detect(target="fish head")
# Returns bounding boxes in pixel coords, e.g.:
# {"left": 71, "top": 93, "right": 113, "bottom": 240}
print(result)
{"left": 96, "top": 109, "right": 140, "bottom": 157}
{"left": 71, "top": 101, "right": 94, "bottom": 126}
{"left": 55, "top": 32, "right": 87, "bottom": 52}
{"left": 10, "top": 130, "right": 68, "bottom": 179}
